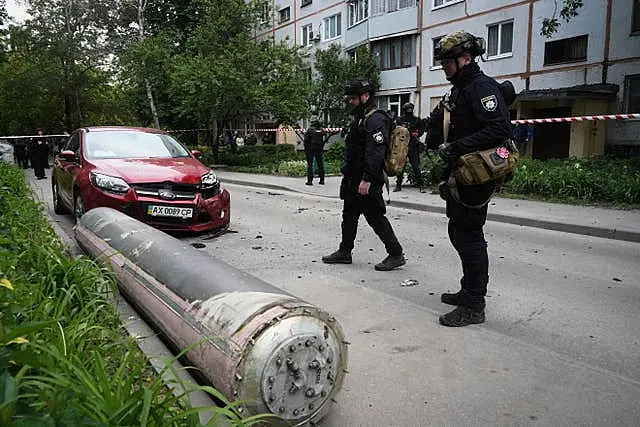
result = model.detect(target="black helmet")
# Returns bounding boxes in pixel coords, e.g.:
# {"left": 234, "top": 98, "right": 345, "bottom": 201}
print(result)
{"left": 344, "top": 78, "right": 375, "bottom": 96}
{"left": 434, "top": 31, "right": 486, "bottom": 61}
{"left": 402, "top": 102, "right": 414, "bottom": 112}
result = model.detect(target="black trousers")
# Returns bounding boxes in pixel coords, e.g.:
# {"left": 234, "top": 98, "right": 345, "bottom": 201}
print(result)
{"left": 305, "top": 150, "right": 324, "bottom": 183}
{"left": 446, "top": 200, "right": 489, "bottom": 307}
{"left": 31, "top": 153, "right": 46, "bottom": 178}
{"left": 396, "top": 143, "right": 422, "bottom": 187}
{"left": 339, "top": 188, "right": 402, "bottom": 256}
{"left": 16, "top": 153, "right": 28, "bottom": 169}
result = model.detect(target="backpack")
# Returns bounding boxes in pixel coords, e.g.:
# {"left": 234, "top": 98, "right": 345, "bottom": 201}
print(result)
{"left": 386, "top": 125, "right": 411, "bottom": 176}
{"left": 310, "top": 129, "right": 324, "bottom": 150}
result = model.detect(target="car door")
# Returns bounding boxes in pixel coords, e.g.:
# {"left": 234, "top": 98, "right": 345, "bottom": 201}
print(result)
{"left": 56, "top": 132, "right": 81, "bottom": 208}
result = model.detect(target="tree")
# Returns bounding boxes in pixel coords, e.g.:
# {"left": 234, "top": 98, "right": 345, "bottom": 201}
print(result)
{"left": 309, "top": 44, "right": 380, "bottom": 128}
{"left": 541, "top": 0, "right": 584, "bottom": 38}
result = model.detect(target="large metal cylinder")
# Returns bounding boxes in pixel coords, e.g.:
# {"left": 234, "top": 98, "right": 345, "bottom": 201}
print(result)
{"left": 74, "top": 207, "right": 348, "bottom": 425}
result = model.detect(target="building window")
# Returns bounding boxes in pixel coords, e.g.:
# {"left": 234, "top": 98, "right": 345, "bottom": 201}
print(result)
{"left": 432, "top": 35, "right": 444, "bottom": 67}
{"left": 487, "top": 21, "right": 513, "bottom": 58}
{"left": 278, "top": 7, "right": 290, "bottom": 24}
{"left": 259, "top": 3, "right": 271, "bottom": 27}
{"left": 371, "top": 0, "right": 416, "bottom": 15}
{"left": 301, "top": 0, "right": 312, "bottom": 7}
{"left": 544, "top": 35, "right": 588, "bottom": 66}
{"left": 324, "top": 13, "right": 342, "bottom": 40}
{"left": 433, "top": 0, "right": 463, "bottom": 9}
{"left": 348, "top": 0, "right": 369, "bottom": 27}
{"left": 387, "top": 93, "right": 411, "bottom": 118}
{"left": 371, "top": 35, "right": 415, "bottom": 70}
{"left": 633, "top": 0, "right": 640, "bottom": 34}
{"left": 302, "top": 24, "right": 313, "bottom": 46}
{"left": 625, "top": 75, "right": 640, "bottom": 113}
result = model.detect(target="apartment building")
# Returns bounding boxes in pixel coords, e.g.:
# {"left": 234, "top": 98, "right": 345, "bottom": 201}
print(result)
{"left": 255, "top": 0, "right": 640, "bottom": 158}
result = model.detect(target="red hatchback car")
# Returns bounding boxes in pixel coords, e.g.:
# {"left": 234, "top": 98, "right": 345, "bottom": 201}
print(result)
{"left": 52, "top": 126, "right": 230, "bottom": 233}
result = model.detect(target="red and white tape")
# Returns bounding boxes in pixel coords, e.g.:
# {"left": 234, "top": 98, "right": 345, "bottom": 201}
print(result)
{"left": 512, "top": 113, "right": 640, "bottom": 125}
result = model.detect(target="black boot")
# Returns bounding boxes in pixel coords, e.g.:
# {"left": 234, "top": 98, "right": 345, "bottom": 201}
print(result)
{"left": 439, "top": 305, "right": 485, "bottom": 327}
{"left": 374, "top": 254, "right": 406, "bottom": 271}
{"left": 322, "top": 249, "right": 352, "bottom": 264}
{"left": 441, "top": 290, "right": 465, "bottom": 306}
{"left": 305, "top": 181, "right": 313, "bottom": 186}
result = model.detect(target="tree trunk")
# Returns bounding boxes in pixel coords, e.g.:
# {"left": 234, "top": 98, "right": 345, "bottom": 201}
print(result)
{"left": 138, "top": 0, "right": 160, "bottom": 128}
{"left": 145, "top": 79, "right": 160, "bottom": 128}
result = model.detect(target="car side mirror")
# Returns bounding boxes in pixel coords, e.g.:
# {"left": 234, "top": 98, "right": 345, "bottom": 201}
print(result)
{"left": 191, "top": 150, "right": 202, "bottom": 159}
{"left": 58, "top": 150, "right": 76, "bottom": 161}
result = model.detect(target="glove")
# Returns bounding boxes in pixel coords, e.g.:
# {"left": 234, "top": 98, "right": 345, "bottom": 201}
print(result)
{"left": 438, "top": 180, "right": 449, "bottom": 201}
{"left": 437, "top": 143, "right": 453, "bottom": 163}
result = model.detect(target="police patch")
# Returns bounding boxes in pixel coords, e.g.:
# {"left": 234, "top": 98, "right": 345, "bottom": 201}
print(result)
{"left": 481, "top": 95, "right": 497, "bottom": 112}
{"left": 373, "top": 131, "right": 384, "bottom": 144}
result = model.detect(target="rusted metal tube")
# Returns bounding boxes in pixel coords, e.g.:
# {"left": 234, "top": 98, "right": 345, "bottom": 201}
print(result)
{"left": 74, "top": 207, "right": 347, "bottom": 425}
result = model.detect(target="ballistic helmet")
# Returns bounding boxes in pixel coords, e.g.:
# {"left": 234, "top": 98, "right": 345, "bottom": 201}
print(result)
{"left": 402, "top": 102, "right": 414, "bottom": 113}
{"left": 344, "top": 78, "right": 375, "bottom": 96}
{"left": 434, "top": 31, "right": 486, "bottom": 61}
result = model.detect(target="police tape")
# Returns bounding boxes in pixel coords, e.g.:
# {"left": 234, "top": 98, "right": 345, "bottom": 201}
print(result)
{"left": 512, "top": 113, "right": 640, "bottom": 124}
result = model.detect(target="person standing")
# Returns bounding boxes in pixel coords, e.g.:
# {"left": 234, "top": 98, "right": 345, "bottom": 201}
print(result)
{"left": 394, "top": 102, "right": 425, "bottom": 193}
{"left": 303, "top": 120, "right": 326, "bottom": 186}
{"left": 322, "top": 78, "right": 405, "bottom": 271}
{"left": 31, "top": 129, "right": 48, "bottom": 180}
{"left": 432, "top": 31, "right": 512, "bottom": 326}
{"left": 14, "top": 139, "right": 29, "bottom": 169}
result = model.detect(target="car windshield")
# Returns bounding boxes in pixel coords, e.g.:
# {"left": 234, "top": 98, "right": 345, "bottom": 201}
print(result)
{"left": 84, "top": 131, "right": 191, "bottom": 159}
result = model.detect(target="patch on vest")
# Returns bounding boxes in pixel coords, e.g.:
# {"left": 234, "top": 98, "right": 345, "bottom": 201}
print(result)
{"left": 373, "top": 131, "right": 384, "bottom": 144}
{"left": 481, "top": 95, "right": 497, "bottom": 112}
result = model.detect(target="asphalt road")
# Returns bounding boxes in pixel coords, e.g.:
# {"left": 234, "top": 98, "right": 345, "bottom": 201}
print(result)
{"left": 33, "top": 177, "right": 640, "bottom": 426}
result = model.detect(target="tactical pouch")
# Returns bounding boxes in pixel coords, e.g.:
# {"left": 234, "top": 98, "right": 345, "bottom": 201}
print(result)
{"left": 455, "top": 142, "right": 518, "bottom": 186}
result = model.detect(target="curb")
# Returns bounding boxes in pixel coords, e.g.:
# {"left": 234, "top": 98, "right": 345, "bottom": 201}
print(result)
{"left": 222, "top": 179, "right": 640, "bottom": 244}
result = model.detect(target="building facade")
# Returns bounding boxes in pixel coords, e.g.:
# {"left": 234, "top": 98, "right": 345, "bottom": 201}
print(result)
{"left": 254, "top": 0, "right": 640, "bottom": 158}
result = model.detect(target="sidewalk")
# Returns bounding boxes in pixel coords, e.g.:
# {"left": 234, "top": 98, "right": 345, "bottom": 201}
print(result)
{"left": 215, "top": 169, "right": 640, "bottom": 243}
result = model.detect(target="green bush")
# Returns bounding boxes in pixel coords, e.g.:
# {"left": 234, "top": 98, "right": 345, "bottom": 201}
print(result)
{"left": 219, "top": 144, "right": 303, "bottom": 167}
{"left": 325, "top": 141, "right": 345, "bottom": 162}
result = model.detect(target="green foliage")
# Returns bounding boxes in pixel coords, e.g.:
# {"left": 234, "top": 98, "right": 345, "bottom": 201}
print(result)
{"left": 218, "top": 144, "right": 303, "bottom": 167}
{"left": 505, "top": 157, "right": 640, "bottom": 205}
{"left": 324, "top": 141, "right": 345, "bottom": 163}
{"left": 310, "top": 44, "right": 380, "bottom": 128}
{"left": 541, "top": 0, "right": 584, "bottom": 38}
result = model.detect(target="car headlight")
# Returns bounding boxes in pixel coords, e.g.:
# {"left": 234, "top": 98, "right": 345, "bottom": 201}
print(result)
{"left": 200, "top": 170, "right": 218, "bottom": 187}
{"left": 89, "top": 172, "right": 130, "bottom": 193}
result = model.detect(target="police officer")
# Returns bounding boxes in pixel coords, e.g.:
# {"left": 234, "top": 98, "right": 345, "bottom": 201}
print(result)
{"left": 31, "top": 129, "right": 48, "bottom": 180}
{"left": 14, "top": 139, "right": 29, "bottom": 169}
{"left": 303, "top": 120, "right": 326, "bottom": 185}
{"left": 432, "top": 31, "right": 512, "bottom": 326}
{"left": 322, "top": 78, "right": 405, "bottom": 271}
{"left": 394, "top": 102, "right": 425, "bottom": 193}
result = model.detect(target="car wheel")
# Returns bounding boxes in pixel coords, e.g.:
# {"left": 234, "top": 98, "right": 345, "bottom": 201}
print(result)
{"left": 52, "top": 180, "right": 68, "bottom": 214}
{"left": 74, "top": 192, "right": 85, "bottom": 222}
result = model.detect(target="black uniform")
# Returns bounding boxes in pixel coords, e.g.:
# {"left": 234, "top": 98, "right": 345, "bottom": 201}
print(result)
{"left": 14, "top": 140, "right": 29, "bottom": 169}
{"left": 440, "top": 61, "right": 511, "bottom": 307}
{"left": 338, "top": 106, "right": 403, "bottom": 257}
{"left": 30, "top": 138, "right": 48, "bottom": 179}
{"left": 303, "top": 125, "right": 325, "bottom": 185}
{"left": 395, "top": 113, "right": 424, "bottom": 189}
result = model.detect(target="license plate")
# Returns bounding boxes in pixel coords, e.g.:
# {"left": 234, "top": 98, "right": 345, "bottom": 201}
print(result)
{"left": 147, "top": 205, "right": 193, "bottom": 219}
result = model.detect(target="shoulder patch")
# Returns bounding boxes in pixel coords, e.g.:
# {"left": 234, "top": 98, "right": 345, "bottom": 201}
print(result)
{"left": 481, "top": 95, "right": 497, "bottom": 112}
{"left": 373, "top": 131, "right": 384, "bottom": 144}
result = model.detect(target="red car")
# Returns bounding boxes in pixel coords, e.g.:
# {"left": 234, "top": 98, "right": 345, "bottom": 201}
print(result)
{"left": 52, "top": 126, "right": 230, "bottom": 233}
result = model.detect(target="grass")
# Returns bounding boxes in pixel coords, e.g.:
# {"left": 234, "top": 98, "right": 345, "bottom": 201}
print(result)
{"left": 0, "top": 161, "right": 275, "bottom": 426}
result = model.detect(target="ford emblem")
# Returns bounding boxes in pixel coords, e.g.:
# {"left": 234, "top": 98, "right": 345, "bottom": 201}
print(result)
{"left": 158, "top": 189, "right": 176, "bottom": 200}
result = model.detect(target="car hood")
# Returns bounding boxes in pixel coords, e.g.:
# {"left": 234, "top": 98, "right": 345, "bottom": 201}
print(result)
{"left": 92, "top": 158, "right": 210, "bottom": 184}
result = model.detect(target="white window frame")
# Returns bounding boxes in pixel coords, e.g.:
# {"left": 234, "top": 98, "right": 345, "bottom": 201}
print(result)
{"left": 348, "top": 0, "right": 369, "bottom": 28}
{"left": 431, "top": 35, "right": 444, "bottom": 69}
{"left": 301, "top": 24, "right": 313, "bottom": 47}
{"left": 487, "top": 20, "right": 514, "bottom": 60}
{"left": 323, "top": 13, "right": 342, "bottom": 41}
{"left": 278, "top": 7, "right": 291, "bottom": 24}
{"left": 432, "top": 0, "right": 464, "bottom": 11}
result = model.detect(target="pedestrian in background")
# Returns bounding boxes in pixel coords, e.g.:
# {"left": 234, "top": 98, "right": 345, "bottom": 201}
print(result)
{"left": 31, "top": 129, "right": 48, "bottom": 180}
{"left": 322, "top": 78, "right": 405, "bottom": 272}
{"left": 303, "top": 120, "right": 325, "bottom": 186}
{"left": 394, "top": 102, "right": 426, "bottom": 193}
{"left": 14, "top": 139, "right": 29, "bottom": 169}
{"left": 432, "top": 31, "right": 512, "bottom": 326}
